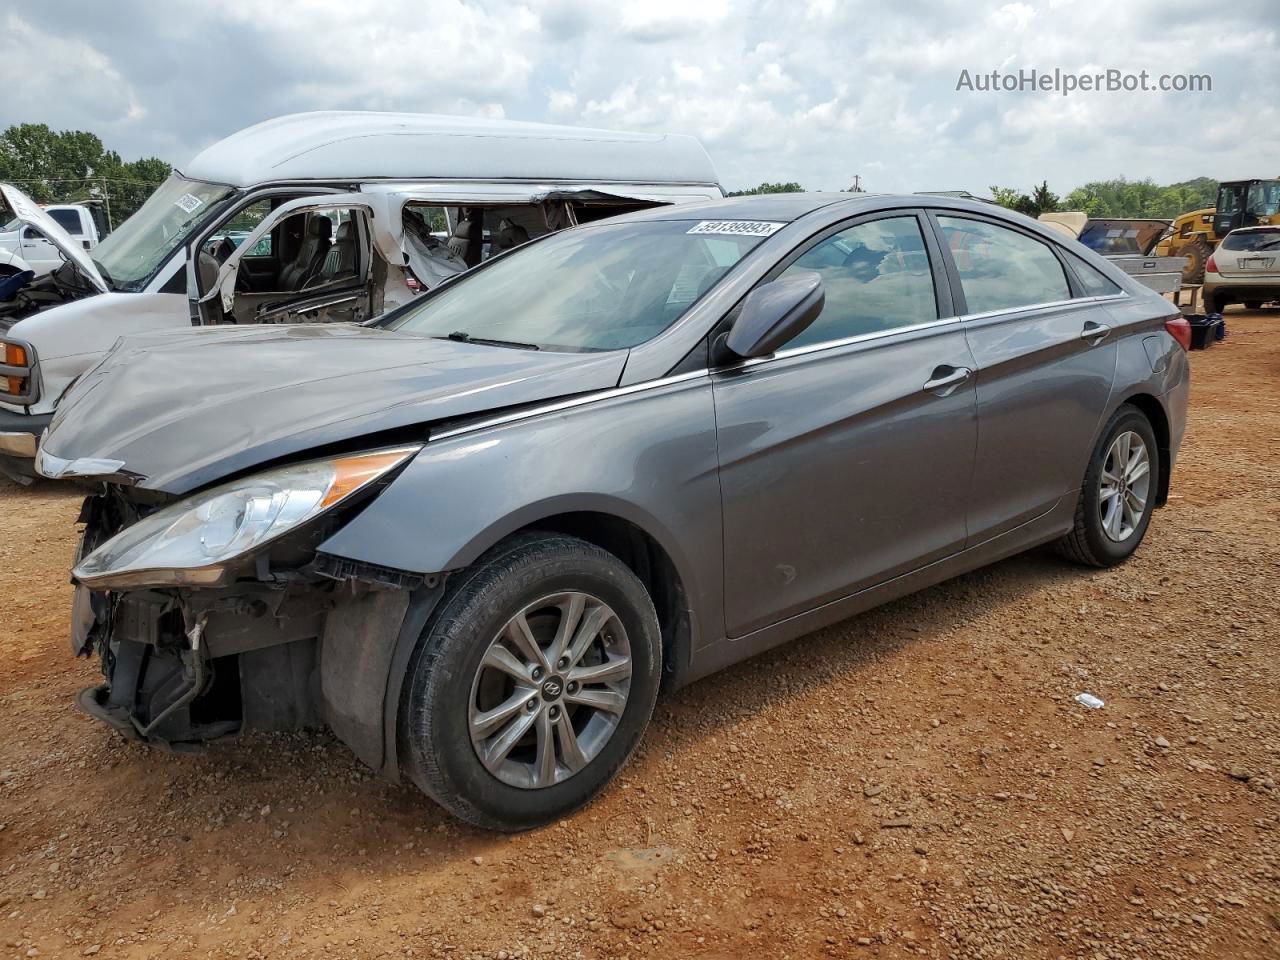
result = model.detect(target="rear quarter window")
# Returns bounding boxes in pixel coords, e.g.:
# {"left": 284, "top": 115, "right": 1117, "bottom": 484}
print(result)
{"left": 1064, "top": 251, "right": 1122, "bottom": 296}
{"left": 938, "top": 216, "right": 1070, "bottom": 313}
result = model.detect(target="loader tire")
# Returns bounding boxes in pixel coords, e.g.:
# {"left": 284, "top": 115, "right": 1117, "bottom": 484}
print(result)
{"left": 1180, "top": 237, "right": 1211, "bottom": 285}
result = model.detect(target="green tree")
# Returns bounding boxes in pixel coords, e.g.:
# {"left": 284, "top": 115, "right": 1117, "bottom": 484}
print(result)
{"left": 727, "top": 181, "right": 805, "bottom": 196}
{"left": 1061, "top": 176, "right": 1218, "bottom": 219}
{"left": 0, "top": 123, "right": 170, "bottom": 227}
{"left": 991, "top": 181, "right": 1060, "bottom": 217}
{"left": 1030, "top": 180, "right": 1059, "bottom": 215}
{"left": 990, "top": 185, "right": 1031, "bottom": 211}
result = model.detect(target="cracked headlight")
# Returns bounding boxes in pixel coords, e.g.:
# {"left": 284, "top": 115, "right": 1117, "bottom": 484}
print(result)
{"left": 73, "top": 446, "right": 420, "bottom": 590}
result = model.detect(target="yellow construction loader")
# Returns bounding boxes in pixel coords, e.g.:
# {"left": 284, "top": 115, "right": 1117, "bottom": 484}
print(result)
{"left": 1154, "top": 177, "right": 1280, "bottom": 282}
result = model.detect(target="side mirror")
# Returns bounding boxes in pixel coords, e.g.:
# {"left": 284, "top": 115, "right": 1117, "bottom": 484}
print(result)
{"left": 722, "top": 271, "right": 825, "bottom": 360}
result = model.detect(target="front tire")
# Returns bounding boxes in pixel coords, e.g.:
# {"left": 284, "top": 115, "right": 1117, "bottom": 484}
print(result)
{"left": 1054, "top": 405, "right": 1160, "bottom": 568}
{"left": 401, "top": 534, "right": 661, "bottom": 831}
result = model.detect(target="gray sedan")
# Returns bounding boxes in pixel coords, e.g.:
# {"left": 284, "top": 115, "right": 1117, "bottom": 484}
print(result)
{"left": 41, "top": 193, "right": 1190, "bottom": 830}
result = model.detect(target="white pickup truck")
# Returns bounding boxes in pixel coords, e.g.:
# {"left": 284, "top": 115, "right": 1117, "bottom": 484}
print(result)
{"left": 0, "top": 202, "right": 107, "bottom": 278}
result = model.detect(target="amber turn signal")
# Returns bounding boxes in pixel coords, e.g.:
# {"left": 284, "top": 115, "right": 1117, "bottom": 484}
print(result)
{"left": 320, "top": 449, "right": 418, "bottom": 509}
{"left": 3, "top": 343, "right": 27, "bottom": 367}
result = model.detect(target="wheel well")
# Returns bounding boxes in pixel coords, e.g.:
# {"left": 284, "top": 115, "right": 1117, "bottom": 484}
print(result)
{"left": 1122, "top": 394, "right": 1171, "bottom": 507}
{"left": 502, "top": 512, "right": 691, "bottom": 687}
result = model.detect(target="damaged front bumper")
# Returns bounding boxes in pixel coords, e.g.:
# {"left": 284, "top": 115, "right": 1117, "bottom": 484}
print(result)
{"left": 71, "top": 486, "right": 446, "bottom": 775}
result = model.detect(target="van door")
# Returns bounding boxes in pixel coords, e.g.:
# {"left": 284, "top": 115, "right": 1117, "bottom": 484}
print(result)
{"left": 191, "top": 194, "right": 375, "bottom": 326}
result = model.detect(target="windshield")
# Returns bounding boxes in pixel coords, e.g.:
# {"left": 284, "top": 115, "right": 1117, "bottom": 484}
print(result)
{"left": 385, "top": 220, "right": 769, "bottom": 351}
{"left": 92, "top": 173, "right": 234, "bottom": 291}
{"left": 1222, "top": 229, "right": 1280, "bottom": 252}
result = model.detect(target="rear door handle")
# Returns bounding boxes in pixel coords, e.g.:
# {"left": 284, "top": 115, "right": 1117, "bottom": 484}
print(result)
{"left": 923, "top": 365, "right": 973, "bottom": 396}
{"left": 1080, "top": 321, "right": 1112, "bottom": 344}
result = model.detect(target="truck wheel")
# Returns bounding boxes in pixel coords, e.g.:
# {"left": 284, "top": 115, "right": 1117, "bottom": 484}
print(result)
{"left": 401, "top": 534, "right": 661, "bottom": 831}
{"left": 1180, "top": 237, "right": 1211, "bottom": 284}
{"left": 1054, "top": 405, "right": 1160, "bottom": 568}
{"left": 1244, "top": 300, "right": 1262, "bottom": 310}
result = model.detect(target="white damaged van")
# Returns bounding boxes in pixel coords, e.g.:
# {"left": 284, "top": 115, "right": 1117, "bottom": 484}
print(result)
{"left": 0, "top": 111, "right": 722, "bottom": 480}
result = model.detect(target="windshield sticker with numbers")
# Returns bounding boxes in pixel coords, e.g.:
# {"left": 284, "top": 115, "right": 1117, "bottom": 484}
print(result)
{"left": 174, "top": 193, "right": 204, "bottom": 214}
{"left": 687, "top": 220, "right": 785, "bottom": 237}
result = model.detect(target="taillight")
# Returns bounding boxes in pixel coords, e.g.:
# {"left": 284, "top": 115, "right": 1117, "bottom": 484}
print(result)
{"left": 1206, "top": 254, "right": 1218, "bottom": 274}
{"left": 1165, "top": 316, "right": 1192, "bottom": 351}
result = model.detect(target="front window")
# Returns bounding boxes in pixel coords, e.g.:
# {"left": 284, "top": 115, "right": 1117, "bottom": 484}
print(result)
{"left": 385, "top": 220, "right": 767, "bottom": 351}
{"left": 92, "top": 174, "right": 234, "bottom": 291}
{"left": 780, "top": 217, "right": 937, "bottom": 348}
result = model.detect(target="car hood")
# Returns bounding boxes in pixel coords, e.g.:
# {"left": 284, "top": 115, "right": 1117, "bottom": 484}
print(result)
{"left": 39, "top": 323, "right": 627, "bottom": 494}
{"left": 0, "top": 183, "right": 109, "bottom": 293}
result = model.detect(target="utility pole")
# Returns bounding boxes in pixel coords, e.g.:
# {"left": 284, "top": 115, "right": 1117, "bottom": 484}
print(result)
{"left": 849, "top": 174, "right": 861, "bottom": 193}
{"left": 102, "top": 177, "right": 113, "bottom": 231}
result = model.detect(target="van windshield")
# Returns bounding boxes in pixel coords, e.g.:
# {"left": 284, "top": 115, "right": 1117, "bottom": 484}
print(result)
{"left": 93, "top": 174, "right": 234, "bottom": 291}
{"left": 385, "top": 219, "right": 768, "bottom": 351}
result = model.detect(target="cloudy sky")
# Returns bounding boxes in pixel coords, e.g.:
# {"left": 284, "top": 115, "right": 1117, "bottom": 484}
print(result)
{"left": 4, "top": 0, "right": 1277, "bottom": 195}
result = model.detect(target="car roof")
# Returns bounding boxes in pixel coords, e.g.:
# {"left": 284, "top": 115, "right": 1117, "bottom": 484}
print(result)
{"left": 615, "top": 191, "right": 1021, "bottom": 224}
{"left": 1226, "top": 224, "right": 1280, "bottom": 233}
{"left": 181, "top": 111, "right": 721, "bottom": 189}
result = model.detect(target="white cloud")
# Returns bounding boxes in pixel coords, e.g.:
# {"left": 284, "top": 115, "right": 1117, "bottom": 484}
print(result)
{"left": 0, "top": 13, "right": 144, "bottom": 129}
{"left": 2, "top": 0, "right": 1277, "bottom": 196}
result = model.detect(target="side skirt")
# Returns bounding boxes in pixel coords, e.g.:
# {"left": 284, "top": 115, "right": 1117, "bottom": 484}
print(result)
{"left": 682, "top": 497, "right": 1077, "bottom": 685}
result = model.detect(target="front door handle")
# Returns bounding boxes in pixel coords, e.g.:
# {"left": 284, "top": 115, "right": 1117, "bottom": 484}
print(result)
{"left": 923, "top": 365, "right": 973, "bottom": 396}
{"left": 1080, "top": 321, "right": 1112, "bottom": 344}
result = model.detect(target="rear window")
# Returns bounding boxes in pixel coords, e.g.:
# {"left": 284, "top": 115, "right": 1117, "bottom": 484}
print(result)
{"left": 1222, "top": 230, "right": 1280, "bottom": 252}
{"left": 938, "top": 216, "right": 1070, "bottom": 313}
{"left": 49, "top": 208, "right": 83, "bottom": 235}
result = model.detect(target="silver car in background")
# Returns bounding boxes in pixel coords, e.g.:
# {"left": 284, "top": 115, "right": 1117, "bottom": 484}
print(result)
{"left": 39, "top": 193, "right": 1190, "bottom": 831}
{"left": 1203, "top": 225, "right": 1280, "bottom": 312}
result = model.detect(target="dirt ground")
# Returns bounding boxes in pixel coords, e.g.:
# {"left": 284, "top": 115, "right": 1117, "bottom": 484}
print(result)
{"left": 1, "top": 309, "right": 1277, "bottom": 960}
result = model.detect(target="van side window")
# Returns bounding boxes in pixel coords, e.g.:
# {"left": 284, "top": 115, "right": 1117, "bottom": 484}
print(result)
{"left": 938, "top": 216, "right": 1070, "bottom": 313}
{"left": 779, "top": 216, "right": 938, "bottom": 349}
{"left": 1065, "top": 251, "right": 1122, "bottom": 297}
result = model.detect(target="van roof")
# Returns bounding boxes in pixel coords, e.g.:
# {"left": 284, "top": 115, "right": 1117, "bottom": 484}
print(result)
{"left": 181, "top": 111, "right": 721, "bottom": 190}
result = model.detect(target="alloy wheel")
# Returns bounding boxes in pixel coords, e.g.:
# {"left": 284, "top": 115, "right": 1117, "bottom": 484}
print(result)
{"left": 468, "top": 592, "right": 632, "bottom": 789}
{"left": 1098, "top": 430, "right": 1151, "bottom": 542}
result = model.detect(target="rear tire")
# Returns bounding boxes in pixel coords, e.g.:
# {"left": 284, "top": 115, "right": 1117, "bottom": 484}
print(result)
{"left": 1054, "top": 405, "right": 1160, "bottom": 568}
{"left": 401, "top": 533, "right": 661, "bottom": 832}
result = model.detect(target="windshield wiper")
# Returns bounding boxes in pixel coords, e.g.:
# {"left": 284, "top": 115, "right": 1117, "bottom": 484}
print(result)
{"left": 443, "top": 330, "right": 541, "bottom": 351}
